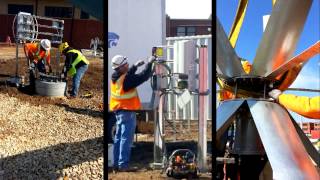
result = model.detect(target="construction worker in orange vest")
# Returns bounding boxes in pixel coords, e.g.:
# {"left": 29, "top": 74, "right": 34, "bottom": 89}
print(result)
{"left": 110, "top": 55, "right": 155, "bottom": 172}
{"left": 219, "top": 59, "right": 320, "bottom": 119}
{"left": 24, "top": 39, "right": 51, "bottom": 93}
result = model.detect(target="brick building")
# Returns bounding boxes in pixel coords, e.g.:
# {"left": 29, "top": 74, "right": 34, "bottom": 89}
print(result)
{"left": 166, "top": 15, "right": 212, "bottom": 37}
{"left": 300, "top": 122, "right": 320, "bottom": 139}
{"left": 0, "top": 0, "right": 102, "bottom": 49}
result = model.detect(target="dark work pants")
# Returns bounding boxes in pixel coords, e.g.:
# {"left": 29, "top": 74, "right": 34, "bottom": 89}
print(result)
{"left": 29, "top": 61, "right": 46, "bottom": 94}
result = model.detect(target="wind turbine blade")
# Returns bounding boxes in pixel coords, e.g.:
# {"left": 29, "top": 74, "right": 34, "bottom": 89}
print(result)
{"left": 216, "top": 18, "right": 245, "bottom": 77}
{"left": 266, "top": 41, "right": 320, "bottom": 79}
{"left": 251, "top": 0, "right": 312, "bottom": 77}
{"left": 289, "top": 114, "right": 320, "bottom": 167}
{"left": 216, "top": 100, "right": 245, "bottom": 139}
{"left": 248, "top": 100, "right": 319, "bottom": 179}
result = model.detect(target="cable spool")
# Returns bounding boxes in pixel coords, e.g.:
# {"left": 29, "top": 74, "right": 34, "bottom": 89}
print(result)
{"left": 35, "top": 79, "right": 66, "bottom": 97}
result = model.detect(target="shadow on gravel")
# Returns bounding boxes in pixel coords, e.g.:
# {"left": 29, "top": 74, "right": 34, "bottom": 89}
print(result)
{"left": 56, "top": 103, "right": 103, "bottom": 118}
{"left": 0, "top": 137, "right": 103, "bottom": 179}
{"left": 0, "top": 74, "right": 11, "bottom": 78}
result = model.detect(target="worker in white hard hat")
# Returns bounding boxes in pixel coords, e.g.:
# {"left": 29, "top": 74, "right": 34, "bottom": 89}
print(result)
{"left": 110, "top": 54, "right": 155, "bottom": 172}
{"left": 24, "top": 39, "right": 52, "bottom": 93}
{"left": 58, "top": 42, "right": 89, "bottom": 98}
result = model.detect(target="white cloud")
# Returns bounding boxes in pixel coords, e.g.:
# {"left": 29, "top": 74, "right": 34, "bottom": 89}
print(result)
{"left": 289, "top": 60, "right": 320, "bottom": 90}
{"left": 290, "top": 74, "right": 320, "bottom": 89}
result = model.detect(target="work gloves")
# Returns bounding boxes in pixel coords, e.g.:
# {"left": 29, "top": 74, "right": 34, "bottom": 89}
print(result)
{"left": 29, "top": 62, "right": 36, "bottom": 70}
{"left": 60, "top": 66, "right": 67, "bottom": 80}
{"left": 134, "top": 56, "right": 156, "bottom": 67}
{"left": 148, "top": 56, "right": 156, "bottom": 63}
{"left": 134, "top": 60, "right": 145, "bottom": 67}
{"left": 268, "top": 89, "right": 282, "bottom": 100}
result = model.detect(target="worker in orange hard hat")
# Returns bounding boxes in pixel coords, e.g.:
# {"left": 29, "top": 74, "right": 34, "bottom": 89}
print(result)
{"left": 24, "top": 39, "right": 52, "bottom": 93}
{"left": 269, "top": 90, "right": 320, "bottom": 119}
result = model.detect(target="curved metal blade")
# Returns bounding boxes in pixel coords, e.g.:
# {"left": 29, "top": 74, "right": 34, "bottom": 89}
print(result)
{"left": 251, "top": 0, "right": 313, "bottom": 77}
{"left": 247, "top": 100, "right": 319, "bottom": 179}
{"left": 216, "top": 18, "right": 245, "bottom": 78}
{"left": 266, "top": 41, "right": 320, "bottom": 79}
{"left": 277, "top": 64, "right": 304, "bottom": 91}
{"left": 289, "top": 113, "right": 320, "bottom": 167}
{"left": 216, "top": 100, "right": 245, "bottom": 139}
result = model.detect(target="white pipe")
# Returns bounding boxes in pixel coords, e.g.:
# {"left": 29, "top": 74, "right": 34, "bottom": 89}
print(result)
{"left": 167, "top": 36, "right": 212, "bottom": 121}
{"left": 173, "top": 42, "right": 182, "bottom": 121}
{"left": 166, "top": 35, "right": 212, "bottom": 41}
{"left": 207, "top": 38, "right": 212, "bottom": 120}
{"left": 167, "top": 40, "right": 173, "bottom": 120}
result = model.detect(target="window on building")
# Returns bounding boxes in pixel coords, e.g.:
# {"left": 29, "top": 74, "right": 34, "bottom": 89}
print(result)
{"left": 176, "top": 26, "right": 196, "bottom": 36}
{"left": 186, "top": 27, "right": 196, "bottom": 36}
{"left": 8, "top": 4, "right": 33, "bottom": 15}
{"left": 45, "top": 6, "right": 73, "bottom": 18}
{"left": 80, "top": 10, "right": 89, "bottom": 19}
{"left": 176, "top": 27, "right": 186, "bottom": 36}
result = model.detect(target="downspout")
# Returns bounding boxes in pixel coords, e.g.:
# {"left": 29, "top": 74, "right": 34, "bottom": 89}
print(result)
{"left": 70, "top": 5, "right": 75, "bottom": 46}
{"left": 35, "top": 0, "right": 38, "bottom": 15}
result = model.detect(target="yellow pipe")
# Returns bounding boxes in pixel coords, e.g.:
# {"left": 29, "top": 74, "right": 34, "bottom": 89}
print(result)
{"left": 228, "top": 0, "right": 248, "bottom": 48}
{"left": 218, "top": 0, "right": 248, "bottom": 101}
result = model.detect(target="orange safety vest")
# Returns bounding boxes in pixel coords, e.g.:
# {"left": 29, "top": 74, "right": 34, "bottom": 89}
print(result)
{"left": 109, "top": 74, "right": 142, "bottom": 111}
{"left": 24, "top": 43, "right": 51, "bottom": 65}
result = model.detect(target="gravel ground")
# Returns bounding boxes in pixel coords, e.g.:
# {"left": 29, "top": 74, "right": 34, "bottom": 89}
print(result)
{"left": 0, "top": 93, "right": 103, "bottom": 179}
{"left": 0, "top": 46, "right": 104, "bottom": 179}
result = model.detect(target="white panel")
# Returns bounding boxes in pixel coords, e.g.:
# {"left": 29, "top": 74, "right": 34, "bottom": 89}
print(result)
{"left": 108, "top": 0, "right": 165, "bottom": 105}
{"left": 167, "top": 41, "right": 174, "bottom": 120}
{"left": 168, "top": 36, "right": 212, "bottom": 121}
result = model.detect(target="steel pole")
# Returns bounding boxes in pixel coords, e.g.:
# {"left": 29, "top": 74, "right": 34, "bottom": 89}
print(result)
{"left": 153, "top": 64, "right": 165, "bottom": 167}
{"left": 198, "top": 46, "right": 208, "bottom": 172}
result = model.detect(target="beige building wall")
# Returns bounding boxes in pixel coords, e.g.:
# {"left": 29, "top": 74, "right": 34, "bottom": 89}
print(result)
{"left": 0, "top": 0, "right": 97, "bottom": 19}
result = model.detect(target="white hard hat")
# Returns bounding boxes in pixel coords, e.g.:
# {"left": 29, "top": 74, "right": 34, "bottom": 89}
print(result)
{"left": 40, "top": 39, "right": 51, "bottom": 51}
{"left": 111, "top": 55, "right": 128, "bottom": 69}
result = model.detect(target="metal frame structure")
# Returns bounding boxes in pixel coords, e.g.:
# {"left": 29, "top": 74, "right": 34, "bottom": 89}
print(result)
{"left": 152, "top": 37, "right": 211, "bottom": 173}
{"left": 10, "top": 12, "right": 64, "bottom": 85}
{"left": 216, "top": 0, "right": 320, "bottom": 179}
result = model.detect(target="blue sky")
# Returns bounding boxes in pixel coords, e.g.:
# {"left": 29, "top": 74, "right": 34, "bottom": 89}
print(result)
{"left": 217, "top": 0, "right": 320, "bottom": 122}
